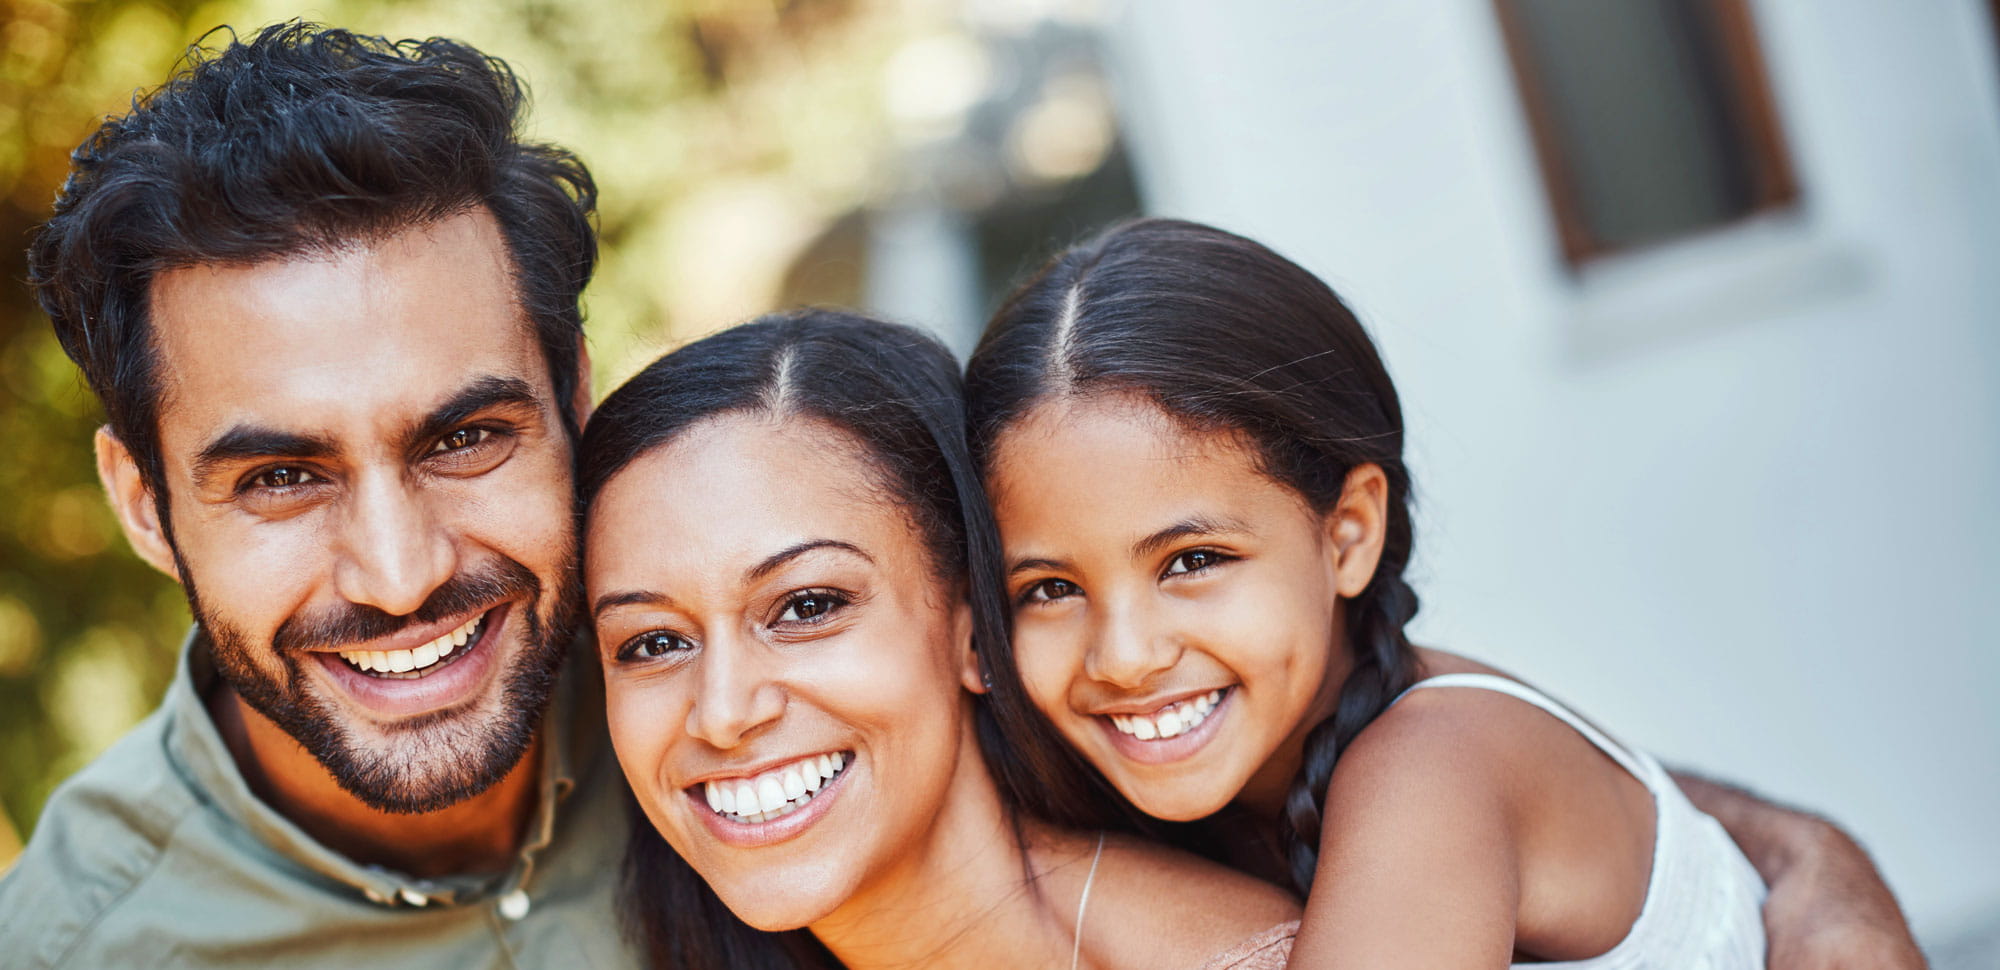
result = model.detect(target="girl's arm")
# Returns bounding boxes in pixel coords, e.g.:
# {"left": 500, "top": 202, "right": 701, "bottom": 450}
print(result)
{"left": 1284, "top": 691, "right": 1524, "bottom": 969}
{"left": 1285, "top": 687, "right": 1653, "bottom": 969}
{"left": 1672, "top": 774, "right": 1924, "bottom": 970}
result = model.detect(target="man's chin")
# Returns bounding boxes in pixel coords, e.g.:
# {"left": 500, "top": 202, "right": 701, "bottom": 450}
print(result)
{"left": 209, "top": 613, "right": 571, "bottom": 814}
{"left": 312, "top": 703, "right": 543, "bottom": 814}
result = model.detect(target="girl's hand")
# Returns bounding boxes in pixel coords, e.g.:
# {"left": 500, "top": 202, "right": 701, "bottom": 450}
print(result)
{"left": 1671, "top": 773, "right": 1925, "bottom": 970}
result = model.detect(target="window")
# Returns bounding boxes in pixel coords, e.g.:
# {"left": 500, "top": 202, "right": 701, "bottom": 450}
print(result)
{"left": 1494, "top": 0, "right": 1798, "bottom": 266}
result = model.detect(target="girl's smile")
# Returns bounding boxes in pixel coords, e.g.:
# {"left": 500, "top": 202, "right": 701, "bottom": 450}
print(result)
{"left": 990, "top": 391, "right": 1370, "bottom": 822}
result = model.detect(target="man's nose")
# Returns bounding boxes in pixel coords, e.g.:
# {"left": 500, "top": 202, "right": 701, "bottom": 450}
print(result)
{"left": 331, "top": 470, "right": 458, "bottom": 617}
{"left": 685, "top": 633, "right": 786, "bottom": 750}
{"left": 1083, "top": 598, "right": 1185, "bottom": 691}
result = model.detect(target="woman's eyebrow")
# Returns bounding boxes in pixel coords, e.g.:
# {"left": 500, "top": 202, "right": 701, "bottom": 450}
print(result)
{"left": 745, "top": 539, "right": 873, "bottom": 583}
{"left": 592, "top": 589, "right": 673, "bottom": 619}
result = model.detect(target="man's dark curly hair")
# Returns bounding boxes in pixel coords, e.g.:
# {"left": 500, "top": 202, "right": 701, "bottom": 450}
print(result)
{"left": 28, "top": 21, "right": 598, "bottom": 500}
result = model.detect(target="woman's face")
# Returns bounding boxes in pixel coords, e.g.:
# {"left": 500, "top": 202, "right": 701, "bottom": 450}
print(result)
{"left": 589, "top": 411, "right": 974, "bottom": 930}
{"left": 988, "top": 392, "right": 1360, "bottom": 822}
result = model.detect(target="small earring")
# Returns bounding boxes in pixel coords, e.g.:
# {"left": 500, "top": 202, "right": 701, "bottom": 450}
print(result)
{"left": 981, "top": 669, "right": 995, "bottom": 691}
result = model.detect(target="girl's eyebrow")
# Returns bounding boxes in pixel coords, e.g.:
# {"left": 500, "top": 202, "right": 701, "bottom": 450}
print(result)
{"left": 1131, "top": 515, "right": 1249, "bottom": 559}
{"left": 1008, "top": 555, "right": 1069, "bottom": 578}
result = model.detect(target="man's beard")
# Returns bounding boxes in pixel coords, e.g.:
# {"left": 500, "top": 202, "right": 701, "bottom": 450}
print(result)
{"left": 185, "top": 554, "right": 581, "bottom": 815}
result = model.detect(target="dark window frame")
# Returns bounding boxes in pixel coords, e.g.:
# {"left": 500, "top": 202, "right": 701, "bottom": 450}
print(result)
{"left": 1492, "top": 0, "right": 1801, "bottom": 267}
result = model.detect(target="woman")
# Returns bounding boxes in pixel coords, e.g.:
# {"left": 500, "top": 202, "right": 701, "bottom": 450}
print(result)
{"left": 579, "top": 309, "right": 1300, "bottom": 969}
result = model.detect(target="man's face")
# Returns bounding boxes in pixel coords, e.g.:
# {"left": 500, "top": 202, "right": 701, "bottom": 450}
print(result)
{"left": 143, "top": 209, "right": 580, "bottom": 813}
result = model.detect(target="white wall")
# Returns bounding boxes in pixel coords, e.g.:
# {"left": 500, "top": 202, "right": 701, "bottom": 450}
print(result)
{"left": 1104, "top": 0, "right": 2000, "bottom": 946}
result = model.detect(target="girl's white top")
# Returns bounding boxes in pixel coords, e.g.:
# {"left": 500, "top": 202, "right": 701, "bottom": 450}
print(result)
{"left": 1392, "top": 674, "right": 1767, "bottom": 969}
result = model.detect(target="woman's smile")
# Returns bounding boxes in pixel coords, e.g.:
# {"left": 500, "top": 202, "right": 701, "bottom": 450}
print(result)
{"left": 686, "top": 749, "right": 857, "bottom": 848}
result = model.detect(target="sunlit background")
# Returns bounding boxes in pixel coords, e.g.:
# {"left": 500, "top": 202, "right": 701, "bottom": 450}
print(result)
{"left": 2, "top": 0, "right": 1995, "bottom": 961}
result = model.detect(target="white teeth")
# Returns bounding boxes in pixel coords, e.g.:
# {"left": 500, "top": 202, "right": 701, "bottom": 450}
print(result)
{"left": 337, "top": 614, "right": 483, "bottom": 677}
{"left": 704, "top": 751, "right": 851, "bottom": 824}
{"left": 1108, "top": 689, "right": 1226, "bottom": 742}
{"left": 756, "top": 777, "right": 787, "bottom": 815}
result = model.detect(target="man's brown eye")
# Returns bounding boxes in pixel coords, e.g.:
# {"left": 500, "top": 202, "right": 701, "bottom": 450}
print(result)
{"left": 254, "top": 467, "right": 313, "bottom": 489}
{"left": 436, "top": 428, "right": 485, "bottom": 452}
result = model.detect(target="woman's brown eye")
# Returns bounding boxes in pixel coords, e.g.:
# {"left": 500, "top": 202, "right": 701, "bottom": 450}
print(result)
{"left": 779, "top": 591, "right": 847, "bottom": 624}
{"left": 619, "top": 631, "right": 691, "bottom": 661}
{"left": 1027, "top": 579, "right": 1079, "bottom": 603}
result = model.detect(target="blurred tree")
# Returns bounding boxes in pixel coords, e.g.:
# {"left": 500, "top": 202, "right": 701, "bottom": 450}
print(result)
{"left": 0, "top": 0, "right": 928, "bottom": 857}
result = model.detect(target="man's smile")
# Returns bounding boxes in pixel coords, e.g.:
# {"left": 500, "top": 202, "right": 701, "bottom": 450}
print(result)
{"left": 310, "top": 601, "right": 518, "bottom": 720}
{"left": 335, "top": 610, "right": 490, "bottom": 679}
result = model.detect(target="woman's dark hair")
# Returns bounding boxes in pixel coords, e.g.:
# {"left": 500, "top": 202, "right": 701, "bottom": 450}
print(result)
{"left": 580, "top": 308, "right": 1124, "bottom": 969}
{"left": 964, "top": 218, "right": 1421, "bottom": 894}
{"left": 29, "top": 21, "right": 597, "bottom": 503}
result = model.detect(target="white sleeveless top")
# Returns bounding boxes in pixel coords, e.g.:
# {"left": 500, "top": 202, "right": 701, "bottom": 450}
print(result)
{"left": 1394, "top": 674, "right": 1767, "bottom": 969}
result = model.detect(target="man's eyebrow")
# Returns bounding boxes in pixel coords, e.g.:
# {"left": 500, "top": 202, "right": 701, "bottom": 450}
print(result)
{"left": 401, "top": 376, "right": 543, "bottom": 455}
{"left": 1131, "top": 515, "right": 1248, "bottom": 560}
{"left": 746, "top": 539, "right": 873, "bottom": 583}
{"left": 192, "top": 427, "right": 338, "bottom": 489}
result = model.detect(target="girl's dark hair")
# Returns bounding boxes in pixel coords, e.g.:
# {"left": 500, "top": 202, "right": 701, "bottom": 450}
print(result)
{"left": 964, "top": 218, "right": 1421, "bottom": 894}
{"left": 29, "top": 22, "right": 597, "bottom": 501}
{"left": 580, "top": 309, "right": 1117, "bottom": 969}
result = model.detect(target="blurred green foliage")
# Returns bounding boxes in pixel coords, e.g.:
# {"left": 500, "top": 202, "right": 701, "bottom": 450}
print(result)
{"left": 0, "top": 0, "right": 927, "bottom": 854}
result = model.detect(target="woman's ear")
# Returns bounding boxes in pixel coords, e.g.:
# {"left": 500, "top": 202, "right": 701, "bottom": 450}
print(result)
{"left": 953, "top": 597, "right": 989, "bottom": 694}
{"left": 95, "top": 427, "right": 182, "bottom": 581}
{"left": 1325, "top": 463, "right": 1389, "bottom": 598}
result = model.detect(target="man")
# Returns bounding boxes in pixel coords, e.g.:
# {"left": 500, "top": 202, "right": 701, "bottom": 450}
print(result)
{"left": 0, "top": 21, "right": 1924, "bottom": 970}
{"left": 0, "top": 24, "right": 632, "bottom": 968}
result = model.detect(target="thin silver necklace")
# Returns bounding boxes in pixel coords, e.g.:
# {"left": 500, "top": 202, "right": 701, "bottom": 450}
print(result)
{"left": 1070, "top": 833, "right": 1106, "bottom": 970}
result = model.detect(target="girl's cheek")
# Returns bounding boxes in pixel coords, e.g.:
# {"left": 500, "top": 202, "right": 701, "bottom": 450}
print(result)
{"left": 1011, "top": 627, "right": 1076, "bottom": 718}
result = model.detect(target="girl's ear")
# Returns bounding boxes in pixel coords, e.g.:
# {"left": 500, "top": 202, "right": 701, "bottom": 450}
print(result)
{"left": 952, "top": 595, "right": 989, "bottom": 694}
{"left": 1325, "top": 463, "right": 1389, "bottom": 598}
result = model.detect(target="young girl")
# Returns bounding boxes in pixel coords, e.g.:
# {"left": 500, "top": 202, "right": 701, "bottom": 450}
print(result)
{"left": 963, "top": 219, "right": 1767, "bottom": 966}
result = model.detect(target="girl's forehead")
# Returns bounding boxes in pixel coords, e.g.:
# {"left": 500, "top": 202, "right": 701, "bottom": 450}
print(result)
{"left": 996, "top": 391, "right": 1258, "bottom": 478}
{"left": 987, "top": 391, "right": 1311, "bottom": 535}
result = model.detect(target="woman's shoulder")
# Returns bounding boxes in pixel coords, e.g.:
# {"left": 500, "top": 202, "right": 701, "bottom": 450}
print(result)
{"left": 1080, "top": 834, "right": 1302, "bottom": 969}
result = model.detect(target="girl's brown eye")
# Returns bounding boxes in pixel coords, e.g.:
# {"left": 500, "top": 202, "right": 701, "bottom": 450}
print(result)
{"left": 1164, "top": 550, "right": 1230, "bottom": 576}
{"left": 1023, "top": 578, "right": 1080, "bottom": 604}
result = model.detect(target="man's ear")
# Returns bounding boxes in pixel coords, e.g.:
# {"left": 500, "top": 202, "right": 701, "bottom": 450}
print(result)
{"left": 1325, "top": 463, "right": 1389, "bottom": 598}
{"left": 95, "top": 427, "right": 181, "bottom": 581}
{"left": 952, "top": 596, "right": 988, "bottom": 695}
{"left": 571, "top": 336, "right": 594, "bottom": 428}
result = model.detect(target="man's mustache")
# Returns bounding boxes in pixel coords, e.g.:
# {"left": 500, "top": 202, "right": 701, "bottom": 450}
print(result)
{"left": 271, "top": 558, "right": 541, "bottom": 653}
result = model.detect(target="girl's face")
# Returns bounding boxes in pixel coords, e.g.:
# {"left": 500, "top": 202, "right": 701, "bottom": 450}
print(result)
{"left": 989, "top": 392, "right": 1378, "bottom": 821}
{"left": 588, "top": 412, "right": 976, "bottom": 930}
